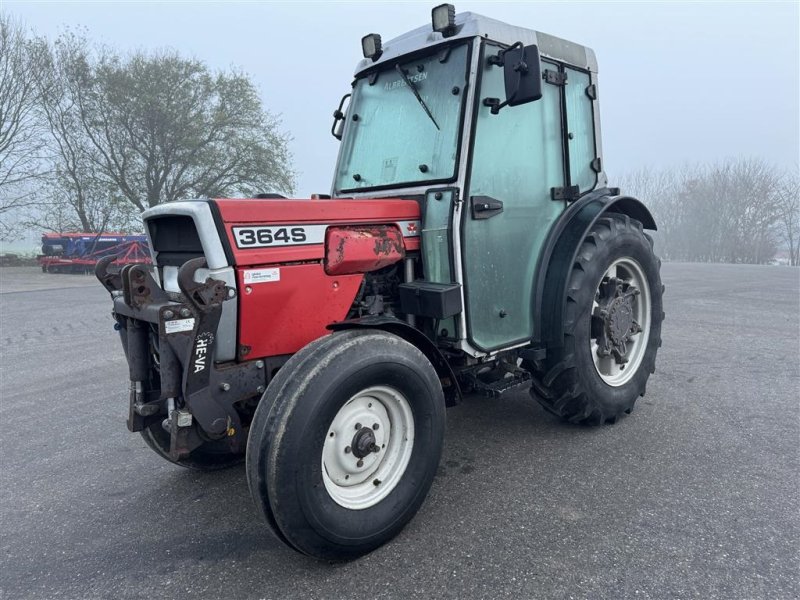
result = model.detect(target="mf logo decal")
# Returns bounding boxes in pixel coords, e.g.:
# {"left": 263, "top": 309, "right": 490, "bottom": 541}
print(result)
{"left": 193, "top": 332, "right": 215, "bottom": 374}
{"left": 396, "top": 220, "right": 420, "bottom": 237}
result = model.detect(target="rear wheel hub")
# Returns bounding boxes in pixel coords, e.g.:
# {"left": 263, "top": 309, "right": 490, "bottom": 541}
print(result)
{"left": 594, "top": 277, "right": 642, "bottom": 363}
{"left": 590, "top": 258, "right": 651, "bottom": 387}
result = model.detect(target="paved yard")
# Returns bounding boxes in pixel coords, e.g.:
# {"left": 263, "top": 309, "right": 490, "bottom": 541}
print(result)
{"left": 0, "top": 263, "right": 798, "bottom": 599}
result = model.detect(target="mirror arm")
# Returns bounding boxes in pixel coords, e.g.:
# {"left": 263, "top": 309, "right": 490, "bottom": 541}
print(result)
{"left": 483, "top": 97, "right": 510, "bottom": 115}
{"left": 330, "top": 93, "right": 352, "bottom": 140}
{"left": 487, "top": 41, "right": 523, "bottom": 68}
{"left": 485, "top": 41, "right": 527, "bottom": 115}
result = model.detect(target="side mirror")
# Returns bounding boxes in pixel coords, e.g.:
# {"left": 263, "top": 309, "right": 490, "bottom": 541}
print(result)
{"left": 484, "top": 43, "right": 542, "bottom": 115}
{"left": 503, "top": 44, "right": 542, "bottom": 107}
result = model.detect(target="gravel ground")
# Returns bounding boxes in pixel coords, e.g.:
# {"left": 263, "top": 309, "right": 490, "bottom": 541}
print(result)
{"left": 0, "top": 263, "right": 798, "bottom": 599}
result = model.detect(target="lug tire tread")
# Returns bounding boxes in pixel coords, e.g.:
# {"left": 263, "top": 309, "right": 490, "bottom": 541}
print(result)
{"left": 526, "top": 214, "right": 665, "bottom": 425}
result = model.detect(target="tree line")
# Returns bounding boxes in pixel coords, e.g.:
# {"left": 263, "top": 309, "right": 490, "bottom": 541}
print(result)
{"left": 2, "top": 15, "right": 798, "bottom": 266}
{"left": 618, "top": 159, "right": 799, "bottom": 266}
{"left": 0, "top": 15, "right": 294, "bottom": 239}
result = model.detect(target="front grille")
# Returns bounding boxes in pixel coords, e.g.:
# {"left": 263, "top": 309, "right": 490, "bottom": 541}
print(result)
{"left": 147, "top": 215, "right": 204, "bottom": 267}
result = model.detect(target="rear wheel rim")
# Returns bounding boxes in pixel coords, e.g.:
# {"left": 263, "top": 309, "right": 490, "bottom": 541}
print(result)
{"left": 322, "top": 385, "right": 414, "bottom": 510}
{"left": 590, "top": 257, "right": 651, "bottom": 387}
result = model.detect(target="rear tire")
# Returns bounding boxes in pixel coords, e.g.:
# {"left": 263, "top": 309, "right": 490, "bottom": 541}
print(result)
{"left": 527, "top": 214, "right": 664, "bottom": 425}
{"left": 246, "top": 330, "right": 446, "bottom": 560}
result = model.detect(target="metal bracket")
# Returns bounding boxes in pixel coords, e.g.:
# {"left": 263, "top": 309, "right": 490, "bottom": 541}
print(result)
{"left": 543, "top": 69, "right": 567, "bottom": 86}
{"left": 470, "top": 195, "right": 504, "bottom": 220}
{"left": 331, "top": 92, "right": 351, "bottom": 140}
{"left": 551, "top": 186, "right": 581, "bottom": 201}
{"left": 95, "top": 255, "right": 123, "bottom": 294}
{"left": 177, "top": 257, "right": 232, "bottom": 313}
{"left": 458, "top": 363, "right": 532, "bottom": 398}
{"left": 124, "top": 264, "right": 170, "bottom": 310}
{"left": 482, "top": 97, "right": 501, "bottom": 114}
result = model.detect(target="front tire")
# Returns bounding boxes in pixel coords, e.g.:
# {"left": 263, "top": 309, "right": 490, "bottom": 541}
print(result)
{"left": 528, "top": 214, "right": 664, "bottom": 425}
{"left": 246, "top": 330, "right": 446, "bottom": 560}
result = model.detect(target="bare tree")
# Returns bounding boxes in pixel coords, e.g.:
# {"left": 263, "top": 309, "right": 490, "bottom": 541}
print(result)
{"left": 619, "top": 158, "right": 785, "bottom": 264}
{"left": 775, "top": 170, "right": 800, "bottom": 266}
{"left": 692, "top": 158, "right": 779, "bottom": 263}
{"left": 618, "top": 165, "right": 691, "bottom": 260}
{"left": 0, "top": 15, "right": 48, "bottom": 238}
{"left": 32, "top": 31, "right": 127, "bottom": 232}
{"left": 83, "top": 49, "right": 295, "bottom": 208}
{"left": 30, "top": 32, "right": 295, "bottom": 232}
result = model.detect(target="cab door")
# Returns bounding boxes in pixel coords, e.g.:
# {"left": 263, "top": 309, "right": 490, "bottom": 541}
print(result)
{"left": 462, "top": 43, "right": 565, "bottom": 351}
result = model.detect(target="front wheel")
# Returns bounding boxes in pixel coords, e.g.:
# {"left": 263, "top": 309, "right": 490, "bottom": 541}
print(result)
{"left": 246, "top": 330, "right": 446, "bottom": 560}
{"left": 528, "top": 214, "right": 664, "bottom": 425}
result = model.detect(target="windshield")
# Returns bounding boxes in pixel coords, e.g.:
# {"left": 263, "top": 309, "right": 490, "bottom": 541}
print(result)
{"left": 334, "top": 42, "right": 470, "bottom": 193}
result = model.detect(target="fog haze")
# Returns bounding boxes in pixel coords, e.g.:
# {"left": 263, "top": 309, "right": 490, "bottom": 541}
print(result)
{"left": 4, "top": 1, "right": 799, "bottom": 196}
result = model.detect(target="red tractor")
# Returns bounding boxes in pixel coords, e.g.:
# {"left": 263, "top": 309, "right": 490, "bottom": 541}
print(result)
{"left": 97, "top": 5, "right": 663, "bottom": 560}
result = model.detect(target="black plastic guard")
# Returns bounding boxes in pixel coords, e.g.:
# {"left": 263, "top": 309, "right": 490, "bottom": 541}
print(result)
{"left": 328, "top": 316, "right": 462, "bottom": 406}
{"left": 533, "top": 191, "right": 656, "bottom": 348}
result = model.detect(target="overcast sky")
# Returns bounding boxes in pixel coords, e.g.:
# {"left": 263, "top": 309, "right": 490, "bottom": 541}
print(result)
{"left": 4, "top": 0, "right": 799, "bottom": 197}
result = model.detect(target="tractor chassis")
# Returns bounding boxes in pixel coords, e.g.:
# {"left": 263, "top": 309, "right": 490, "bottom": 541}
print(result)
{"left": 96, "top": 257, "right": 276, "bottom": 461}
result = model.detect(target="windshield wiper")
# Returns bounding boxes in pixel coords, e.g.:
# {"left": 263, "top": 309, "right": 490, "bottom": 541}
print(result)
{"left": 395, "top": 64, "right": 440, "bottom": 131}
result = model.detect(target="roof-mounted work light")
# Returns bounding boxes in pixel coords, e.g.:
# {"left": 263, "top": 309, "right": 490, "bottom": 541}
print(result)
{"left": 432, "top": 4, "right": 456, "bottom": 37}
{"left": 361, "top": 33, "right": 383, "bottom": 61}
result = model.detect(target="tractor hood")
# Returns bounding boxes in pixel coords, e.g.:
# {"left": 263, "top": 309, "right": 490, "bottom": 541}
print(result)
{"left": 213, "top": 197, "right": 421, "bottom": 267}
{"left": 142, "top": 197, "right": 421, "bottom": 270}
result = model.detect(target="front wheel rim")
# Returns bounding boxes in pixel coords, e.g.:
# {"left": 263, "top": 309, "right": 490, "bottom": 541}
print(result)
{"left": 590, "top": 257, "right": 651, "bottom": 387}
{"left": 322, "top": 386, "right": 415, "bottom": 510}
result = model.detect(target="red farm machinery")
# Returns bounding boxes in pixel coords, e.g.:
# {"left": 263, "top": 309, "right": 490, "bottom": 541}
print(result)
{"left": 39, "top": 233, "right": 151, "bottom": 274}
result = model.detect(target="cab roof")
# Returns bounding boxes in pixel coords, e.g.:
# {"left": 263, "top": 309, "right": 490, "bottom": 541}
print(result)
{"left": 354, "top": 11, "right": 598, "bottom": 76}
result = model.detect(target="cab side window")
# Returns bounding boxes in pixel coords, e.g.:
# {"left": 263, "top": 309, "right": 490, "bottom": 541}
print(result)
{"left": 564, "top": 67, "right": 597, "bottom": 192}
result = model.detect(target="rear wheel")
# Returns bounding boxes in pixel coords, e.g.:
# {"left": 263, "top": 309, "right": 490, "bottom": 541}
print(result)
{"left": 528, "top": 214, "right": 664, "bottom": 425}
{"left": 246, "top": 330, "right": 446, "bottom": 560}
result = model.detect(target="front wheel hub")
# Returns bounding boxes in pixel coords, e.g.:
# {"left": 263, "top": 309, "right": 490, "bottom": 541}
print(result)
{"left": 321, "top": 386, "right": 415, "bottom": 510}
{"left": 351, "top": 427, "right": 378, "bottom": 458}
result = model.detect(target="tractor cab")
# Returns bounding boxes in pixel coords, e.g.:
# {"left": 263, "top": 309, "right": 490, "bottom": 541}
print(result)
{"left": 331, "top": 8, "right": 606, "bottom": 354}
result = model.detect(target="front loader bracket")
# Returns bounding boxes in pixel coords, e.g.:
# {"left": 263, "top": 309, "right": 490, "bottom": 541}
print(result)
{"left": 97, "top": 256, "right": 260, "bottom": 459}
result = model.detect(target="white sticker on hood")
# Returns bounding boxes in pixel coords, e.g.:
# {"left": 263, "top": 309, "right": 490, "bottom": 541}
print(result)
{"left": 244, "top": 268, "right": 280, "bottom": 284}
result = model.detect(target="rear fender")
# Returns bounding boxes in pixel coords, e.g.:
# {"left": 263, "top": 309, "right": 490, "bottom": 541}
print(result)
{"left": 328, "top": 316, "right": 462, "bottom": 406}
{"left": 533, "top": 190, "right": 657, "bottom": 348}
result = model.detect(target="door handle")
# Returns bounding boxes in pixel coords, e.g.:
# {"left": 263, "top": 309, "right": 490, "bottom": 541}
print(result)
{"left": 470, "top": 196, "right": 504, "bottom": 220}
